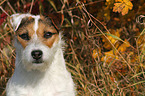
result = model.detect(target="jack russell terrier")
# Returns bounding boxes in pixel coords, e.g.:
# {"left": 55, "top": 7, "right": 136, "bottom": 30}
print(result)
{"left": 6, "top": 13, "right": 75, "bottom": 96}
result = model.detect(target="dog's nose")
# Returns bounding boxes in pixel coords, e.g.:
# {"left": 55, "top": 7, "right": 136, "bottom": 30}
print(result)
{"left": 31, "top": 50, "right": 43, "bottom": 60}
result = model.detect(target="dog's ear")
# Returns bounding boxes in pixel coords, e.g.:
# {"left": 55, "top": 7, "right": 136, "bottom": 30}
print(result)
{"left": 10, "top": 13, "right": 34, "bottom": 32}
{"left": 47, "top": 13, "right": 64, "bottom": 31}
{"left": 10, "top": 13, "right": 24, "bottom": 32}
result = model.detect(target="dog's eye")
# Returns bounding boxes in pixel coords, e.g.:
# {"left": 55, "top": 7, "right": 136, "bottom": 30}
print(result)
{"left": 44, "top": 32, "right": 56, "bottom": 39}
{"left": 19, "top": 33, "right": 30, "bottom": 40}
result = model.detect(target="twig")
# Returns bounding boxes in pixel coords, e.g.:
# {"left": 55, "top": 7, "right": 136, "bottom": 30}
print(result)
{"left": 80, "top": 3, "right": 135, "bottom": 73}
{"left": 122, "top": 80, "right": 145, "bottom": 89}
{"left": 92, "top": 69, "right": 103, "bottom": 94}
{"left": 0, "top": 0, "right": 7, "bottom": 6}
{"left": 7, "top": 0, "right": 16, "bottom": 13}
{"left": 29, "top": 0, "right": 35, "bottom": 13}
{"left": 57, "top": 0, "right": 104, "bottom": 13}
{"left": 0, "top": 6, "right": 10, "bottom": 16}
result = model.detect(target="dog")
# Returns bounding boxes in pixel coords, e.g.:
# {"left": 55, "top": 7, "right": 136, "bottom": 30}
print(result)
{"left": 6, "top": 13, "right": 75, "bottom": 96}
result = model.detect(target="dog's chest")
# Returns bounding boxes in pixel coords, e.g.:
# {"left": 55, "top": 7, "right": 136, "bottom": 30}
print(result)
{"left": 22, "top": 82, "right": 65, "bottom": 96}
{"left": 12, "top": 71, "right": 70, "bottom": 96}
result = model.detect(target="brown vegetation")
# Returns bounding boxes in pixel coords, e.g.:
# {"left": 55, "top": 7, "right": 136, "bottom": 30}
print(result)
{"left": 0, "top": 0, "right": 145, "bottom": 95}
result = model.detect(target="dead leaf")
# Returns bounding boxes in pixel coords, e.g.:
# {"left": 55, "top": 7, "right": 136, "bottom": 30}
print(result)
{"left": 0, "top": 13, "right": 7, "bottom": 25}
{"left": 113, "top": 0, "right": 133, "bottom": 15}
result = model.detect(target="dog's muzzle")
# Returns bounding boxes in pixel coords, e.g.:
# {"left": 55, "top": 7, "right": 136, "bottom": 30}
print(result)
{"left": 31, "top": 50, "right": 43, "bottom": 64}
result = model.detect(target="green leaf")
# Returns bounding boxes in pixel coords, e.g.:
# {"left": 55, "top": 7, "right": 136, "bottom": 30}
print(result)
{"left": 105, "top": 33, "right": 123, "bottom": 41}
{"left": 140, "top": 28, "right": 145, "bottom": 36}
{"left": 48, "top": 0, "right": 58, "bottom": 11}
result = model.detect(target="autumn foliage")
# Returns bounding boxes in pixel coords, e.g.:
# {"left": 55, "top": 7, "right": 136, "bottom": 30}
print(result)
{"left": 0, "top": 0, "right": 145, "bottom": 95}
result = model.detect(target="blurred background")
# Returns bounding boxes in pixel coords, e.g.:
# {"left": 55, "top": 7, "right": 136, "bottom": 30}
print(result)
{"left": 0, "top": 0, "right": 145, "bottom": 95}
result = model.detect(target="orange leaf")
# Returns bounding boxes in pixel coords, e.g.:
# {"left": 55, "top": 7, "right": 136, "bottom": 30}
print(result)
{"left": 113, "top": 0, "right": 133, "bottom": 15}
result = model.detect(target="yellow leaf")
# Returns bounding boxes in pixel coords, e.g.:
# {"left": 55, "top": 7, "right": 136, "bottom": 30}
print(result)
{"left": 101, "top": 50, "right": 119, "bottom": 63}
{"left": 104, "top": 50, "right": 114, "bottom": 57}
{"left": 113, "top": 0, "right": 133, "bottom": 15}
{"left": 92, "top": 49, "right": 101, "bottom": 59}
{"left": 92, "top": 49, "right": 98, "bottom": 59}
{"left": 101, "top": 29, "right": 121, "bottom": 50}
{"left": 118, "top": 39, "right": 130, "bottom": 52}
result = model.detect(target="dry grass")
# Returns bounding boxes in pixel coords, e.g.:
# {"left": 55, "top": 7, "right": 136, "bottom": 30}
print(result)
{"left": 0, "top": 0, "right": 145, "bottom": 96}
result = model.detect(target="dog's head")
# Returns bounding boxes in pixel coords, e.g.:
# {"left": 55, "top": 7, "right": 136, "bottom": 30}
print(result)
{"left": 10, "top": 13, "right": 63, "bottom": 71}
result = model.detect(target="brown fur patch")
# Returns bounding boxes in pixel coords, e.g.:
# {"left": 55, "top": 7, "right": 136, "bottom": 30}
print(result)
{"left": 16, "top": 22, "right": 35, "bottom": 48}
{"left": 17, "top": 17, "right": 34, "bottom": 31}
{"left": 37, "top": 20, "right": 59, "bottom": 48}
{"left": 16, "top": 16, "right": 59, "bottom": 48}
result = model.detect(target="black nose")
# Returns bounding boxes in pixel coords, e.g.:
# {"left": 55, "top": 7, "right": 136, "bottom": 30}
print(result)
{"left": 31, "top": 50, "right": 43, "bottom": 60}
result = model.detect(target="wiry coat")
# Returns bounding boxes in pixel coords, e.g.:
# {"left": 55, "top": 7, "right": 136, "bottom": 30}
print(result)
{"left": 6, "top": 14, "right": 75, "bottom": 96}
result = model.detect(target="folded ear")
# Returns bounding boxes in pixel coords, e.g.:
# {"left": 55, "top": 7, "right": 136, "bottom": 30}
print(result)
{"left": 10, "top": 13, "right": 33, "bottom": 32}
{"left": 47, "top": 13, "right": 64, "bottom": 31}
{"left": 10, "top": 13, "right": 22, "bottom": 32}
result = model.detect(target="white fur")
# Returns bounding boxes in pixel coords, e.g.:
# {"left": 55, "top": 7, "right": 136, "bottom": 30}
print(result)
{"left": 6, "top": 13, "right": 75, "bottom": 96}
{"left": 10, "top": 13, "right": 39, "bottom": 31}
{"left": 34, "top": 15, "right": 40, "bottom": 32}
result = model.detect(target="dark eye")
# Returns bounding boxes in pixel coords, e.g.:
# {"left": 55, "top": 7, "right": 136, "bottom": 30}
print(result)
{"left": 44, "top": 32, "right": 56, "bottom": 39}
{"left": 19, "top": 33, "right": 30, "bottom": 40}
